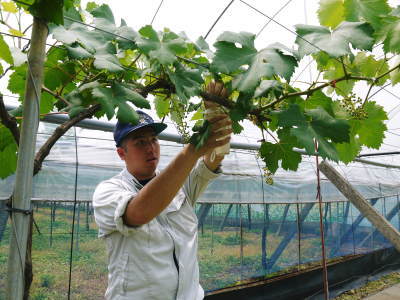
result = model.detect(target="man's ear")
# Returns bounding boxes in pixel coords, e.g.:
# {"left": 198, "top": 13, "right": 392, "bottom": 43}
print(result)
{"left": 117, "top": 147, "right": 126, "bottom": 160}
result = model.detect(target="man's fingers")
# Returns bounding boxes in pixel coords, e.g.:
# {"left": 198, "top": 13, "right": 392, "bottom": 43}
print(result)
{"left": 214, "top": 82, "right": 224, "bottom": 95}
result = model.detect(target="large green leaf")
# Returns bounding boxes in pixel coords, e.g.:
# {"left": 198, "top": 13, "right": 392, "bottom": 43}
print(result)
{"left": 154, "top": 96, "right": 170, "bottom": 118}
{"left": 65, "top": 42, "right": 94, "bottom": 59}
{"left": 216, "top": 31, "right": 256, "bottom": 49}
{"left": 167, "top": 63, "right": 203, "bottom": 102}
{"left": 136, "top": 26, "right": 187, "bottom": 65}
{"left": 353, "top": 52, "right": 389, "bottom": 85}
{"left": 7, "top": 64, "right": 27, "bottom": 97}
{"left": 322, "top": 57, "right": 356, "bottom": 96}
{"left": 306, "top": 107, "right": 350, "bottom": 143}
{"left": 90, "top": 4, "right": 115, "bottom": 25}
{"left": 277, "top": 105, "right": 350, "bottom": 161}
{"left": 295, "top": 21, "right": 375, "bottom": 58}
{"left": 254, "top": 80, "right": 284, "bottom": 98}
{"left": 52, "top": 22, "right": 112, "bottom": 52}
{"left": 211, "top": 31, "right": 257, "bottom": 73}
{"left": 91, "top": 87, "right": 115, "bottom": 120}
{"left": 93, "top": 42, "right": 123, "bottom": 72}
{"left": 232, "top": 43, "right": 297, "bottom": 92}
{"left": 259, "top": 128, "right": 301, "bottom": 173}
{"left": 0, "top": 35, "right": 13, "bottom": 65}
{"left": 113, "top": 83, "right": 150, "bottom": 109}
{"left": 304, "top": 90, "right": 335, "bottom": 116}
{"left": 378, "top": 16, "right": 400, "bottom": 54}
{"left": 335, "top": 130, "right": 361, "bottom": 163}
{"left": 344, "top": 0, "right": 391, "bottom": 32}
{"left": 116, "top": 101, "right": 140, "bottom": 124}
{"left": 353, "top": 101, "right": 387, "bottom": 148}
{"left": 318, "top": 0, "right": 345, "bottom": 28}
{"left": 29, "top": 0, "right": 64, "bottom": 25}
{"left": 0, "top": 126, "right": 17, "bottom": 179}
{"left": 274, "top": 104, "right": 307, "bottom": 127}
{"left": 44, "top": 62, "right": 76, "bottom": 90}
{"left": 291, "top": 125, "right": 339, "bottom": 161}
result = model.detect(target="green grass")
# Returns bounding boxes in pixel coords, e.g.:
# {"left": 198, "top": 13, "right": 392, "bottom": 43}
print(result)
{"left": 0, "top": 204, "right": 350, "bottom": 297}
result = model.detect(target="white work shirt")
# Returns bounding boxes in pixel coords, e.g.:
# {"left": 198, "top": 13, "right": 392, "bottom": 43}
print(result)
{"left": 93, "top": 160, "right": 219, "bottom": 300}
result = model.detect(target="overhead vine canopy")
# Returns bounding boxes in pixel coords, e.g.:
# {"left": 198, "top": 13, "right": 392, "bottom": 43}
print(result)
{"left": 0, "top": 0, "right": 399, "bottom": 179}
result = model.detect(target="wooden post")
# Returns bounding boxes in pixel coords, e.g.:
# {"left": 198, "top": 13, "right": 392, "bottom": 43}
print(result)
{"left": 319, "top": 161, "right": 400, "bottom": 252}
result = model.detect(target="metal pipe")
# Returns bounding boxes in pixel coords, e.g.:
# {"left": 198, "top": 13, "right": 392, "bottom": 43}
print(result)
{"left": 7, "top": 18, "right": 48, "bottom": 300}
{"left": 5, "top": 103, "right": 400, "bottom": 169}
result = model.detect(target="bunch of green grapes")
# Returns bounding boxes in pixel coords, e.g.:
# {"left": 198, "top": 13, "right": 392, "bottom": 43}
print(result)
{"left": 263, "top": 167, "right": 274, "bottom": 185}
{"left": 339, "top": 93, "right": 368, "bottom": 120}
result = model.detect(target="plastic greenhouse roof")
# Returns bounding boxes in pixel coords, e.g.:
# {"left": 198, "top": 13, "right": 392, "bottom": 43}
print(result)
{"left": 1, "top": 0, "right": 399, "bottom": 203}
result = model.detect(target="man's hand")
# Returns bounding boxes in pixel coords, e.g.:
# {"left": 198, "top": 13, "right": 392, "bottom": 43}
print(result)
{"left": 201, "top": 81, "right": 232, "bottom": 171}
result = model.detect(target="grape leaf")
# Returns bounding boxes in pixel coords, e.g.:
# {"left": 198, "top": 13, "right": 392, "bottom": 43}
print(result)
{"left": 274, "top": 104, "right": 307, "bottom": 127}
{"left": 353, "top": 52, "right": 389, "bottom": 85}
{"left": 91, "top": 87, "right": 115, "bottom": 120}
{"left": 40, "top": 92, "right": 56, "bottom": 115}
{"left": 378, "top": 16, "right": 400, "bottom": 54}
{"left": 260, "top": 128, "right": 302, "bottom": 173}
{"left": 29, "top": 0, "right": 64, "bottom": 25}
{"left": 304, "top": 90, "right": 335, "bottom": 116}
{"left": 211, "top": 31, "right": 257, "bottom": 73}
{"left": 344, "top": 0, "right": 391, "bottom": 32}
{"left": 8, "top": 28, "right": 24, "bottom": 37}
{"left": 254, "top": 80, "right": 283, "bottom": 98}
{"left": 167, "top": 62, "right": 203, "bottom": 102}
{"left": 0, "top": 34, "right": 13, "bottom": 64}
{"left": 335, "top": 130, "right": 361, "bottom": 163}
{"left": 322, "top": 57, "right": 356, "bottom": 96}
{"left": 233, "top": 43, "right": 297, "bottom": 92}
{"left": 90, "top": 4, "right": 115, "bottom": 24}
{"left": 318, "top": 0, "right": 345, "bottom": 28}
{"left": 118, "top": 105, "right": 140, "bottom": 125}
{"left": 1, "top": 1, "right": 18, "bottom": 13}
{"left": 154, "top": 96, "right": 170, "bottom": 118}
{"left": 44, "top": 62, "right": 76, "bottom": 90}
{"left": 136, "top": 26, "right": 187, "bottom": 65}
{"left": 52, "top": 22, "right": 112, "bottom": 52}
{"left": 66, "top": 44, "right": 94, "bottom": 59}
{"left": 0, "top": 126, "right": 17, "bottom": 179}
{"left": 291, "top": 126, "right": 339, "bottom": 161}
{"left": 189, "top": 120, "right": 210, "bottom": 150}
{"left": 390, "top": 55, "right": 400, "bottom": 85}
{"left": 279, "top": 105, "right": 350, "bottom": 161}
{"left": 306, "top": 107, "right": 350, "bottom": 143}
{"left": 93, "top": 42, "right": 123, "bottom": 72}
{"left": 7, "top": 64, "right": 27, "bottom": 97}
{"left": 353, "top": 101, "right": 387, "bottom": 148}
{"left": 113, "top": 83, "right": 150, "bottom": 109}
{"left": 295, "top": 21, "right": 375, "bottom": 58}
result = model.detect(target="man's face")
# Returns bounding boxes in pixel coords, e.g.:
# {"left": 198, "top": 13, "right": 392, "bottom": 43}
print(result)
{"left": 117, "top": 126, "right": 160, "bottom": 180}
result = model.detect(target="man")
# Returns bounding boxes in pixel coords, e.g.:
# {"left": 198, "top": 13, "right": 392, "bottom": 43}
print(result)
{"left": 93, "top": 82, "right": 232, "bottom": 299}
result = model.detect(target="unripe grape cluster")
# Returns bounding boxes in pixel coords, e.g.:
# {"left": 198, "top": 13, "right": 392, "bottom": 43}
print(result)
{"left": 263, "top": 167, "right": 274, "bottom": 185}
{"left": 339, "top": 93, "right": 368, "bottom": 120}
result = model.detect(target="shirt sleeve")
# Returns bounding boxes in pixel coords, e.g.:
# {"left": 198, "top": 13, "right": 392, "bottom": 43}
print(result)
{"left": 92, "top": 180, "right": 139, "bottom": 237}
{"left": 183, "top": 159, "right": 220, "bottom": 206}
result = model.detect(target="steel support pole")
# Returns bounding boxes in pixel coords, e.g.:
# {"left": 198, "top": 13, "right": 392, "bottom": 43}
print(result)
{"left": 7, "top": 18, "right": 48, "bottom": 300}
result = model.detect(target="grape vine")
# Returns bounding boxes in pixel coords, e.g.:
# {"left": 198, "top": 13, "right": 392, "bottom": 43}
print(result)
{"left": 0, "top": 0, "right": 399, "bottom": 180}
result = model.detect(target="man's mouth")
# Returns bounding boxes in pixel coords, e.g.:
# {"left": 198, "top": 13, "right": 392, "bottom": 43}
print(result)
{"left": 147, "top": 157, "right": 157, "bottom": 162}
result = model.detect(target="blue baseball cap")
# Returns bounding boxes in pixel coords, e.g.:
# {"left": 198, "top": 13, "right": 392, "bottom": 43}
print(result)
{"left": 114, "top": 110, "right": 167, "bottom": 147}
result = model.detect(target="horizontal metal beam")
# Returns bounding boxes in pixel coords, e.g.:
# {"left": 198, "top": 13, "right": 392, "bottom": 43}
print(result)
{"left": 5, "top": 104, "right": 400, "bottom": 169}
